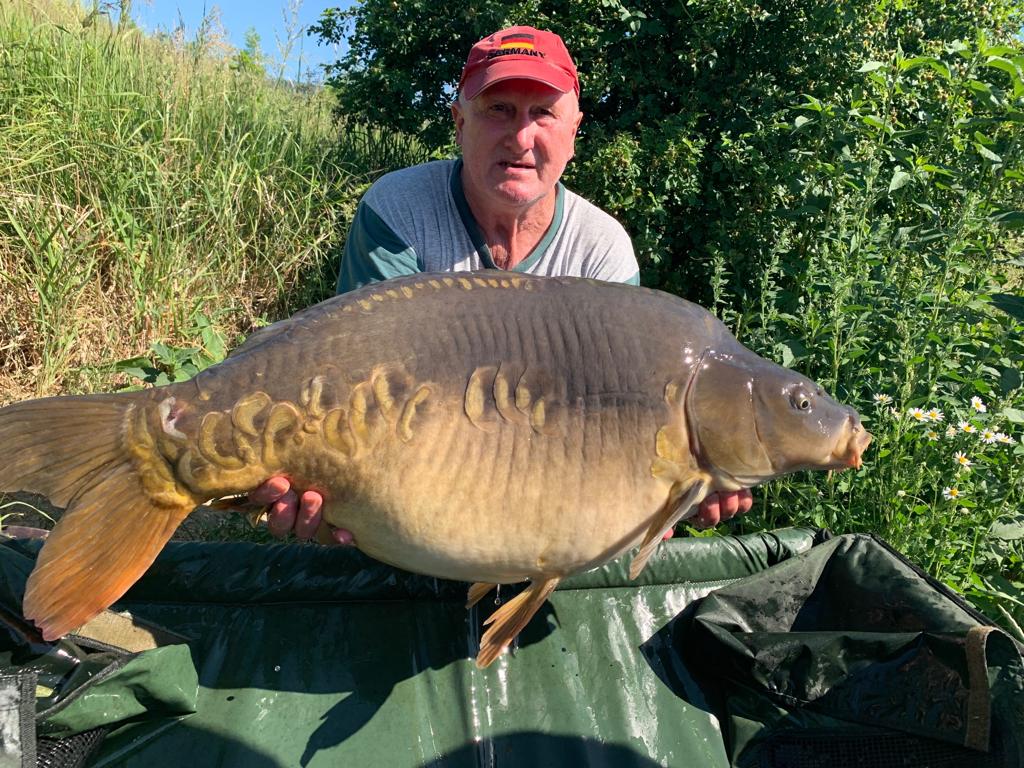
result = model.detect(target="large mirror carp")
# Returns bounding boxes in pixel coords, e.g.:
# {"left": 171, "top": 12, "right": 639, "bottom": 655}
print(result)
{"left": 0, "top": 272, "right": 871, "bottom": 666}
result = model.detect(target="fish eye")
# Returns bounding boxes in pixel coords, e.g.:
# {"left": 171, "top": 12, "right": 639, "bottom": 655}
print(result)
{"left": 791, "top": 390, "right": 813, "bottom": 411}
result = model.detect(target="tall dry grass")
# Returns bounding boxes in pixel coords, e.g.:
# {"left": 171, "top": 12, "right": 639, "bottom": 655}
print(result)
{"left": 0, "top": 0, "right": 425, "bottom": 402}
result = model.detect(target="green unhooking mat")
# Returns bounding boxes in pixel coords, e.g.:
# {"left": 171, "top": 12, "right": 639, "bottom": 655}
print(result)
{"left": 0, "top": 528, "right": 1021, "bottom": 767}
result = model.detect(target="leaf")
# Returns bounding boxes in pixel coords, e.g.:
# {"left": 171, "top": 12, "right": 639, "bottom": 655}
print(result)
{"left": 857, "top": 61, "right": 885, "bottom": 73}
{"left": 991, "top": 293, "right": 1024, "bottom": 321}
{"left": 901, "top": 56, "right": 951, "bottom": 81}
{"left": 861, "top": 115, "right": 890, "bottom": 132}
{"left": 992, "top": 211, "right": 1024, "bottom": 229}
{"left": 794, "top": 115, "right": 813, "bottom": 129}
{"left": 1000, "top": 407, "right": 1024, "bottom": 425}
{"left": 888, "top": 169, "right": 912, "bottom": 193}
{"left": 776, "top": 339, "right": 808, "bottom": 368}
{"left": 985, "top": 56, "right": 1024, "bottom": 94}
{"left": 975, "top": 143, "right": 1003, "bottom": 163}
{"left": 1000, "top": 367, "right": 1022, "bottom": 395}
{"left": 987, "top": 518, "right": 1024, "bottom": 540}
{"left": 967, "top": 79, "right": 994, "bottom": 96}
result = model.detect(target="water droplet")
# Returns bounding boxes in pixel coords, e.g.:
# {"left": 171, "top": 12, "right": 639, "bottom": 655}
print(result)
{"left": 273, "top": 665, "right": 281, "bottom": 672}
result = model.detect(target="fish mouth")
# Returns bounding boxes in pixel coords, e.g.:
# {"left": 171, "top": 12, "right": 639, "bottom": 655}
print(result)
{"left": 829, "top": 420, "right": 873, "bottom": 470}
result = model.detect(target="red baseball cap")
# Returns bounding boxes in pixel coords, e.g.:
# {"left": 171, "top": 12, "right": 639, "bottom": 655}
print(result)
{"left": 458, "top": 26, "right": 580, "bottom": 101}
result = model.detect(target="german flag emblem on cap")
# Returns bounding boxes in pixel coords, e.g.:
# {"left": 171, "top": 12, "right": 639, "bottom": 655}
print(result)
{"left": 500, "top": 32, "right": 535, "bottom": 49}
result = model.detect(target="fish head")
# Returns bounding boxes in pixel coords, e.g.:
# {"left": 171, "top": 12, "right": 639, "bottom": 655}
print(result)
{"left": 686, "top": 348, "right": 872, "bottom": 487}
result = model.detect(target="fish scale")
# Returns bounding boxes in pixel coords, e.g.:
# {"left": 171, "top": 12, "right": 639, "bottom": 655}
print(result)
{"left": 0, "top": 271, "right": 871, "bottom": 667}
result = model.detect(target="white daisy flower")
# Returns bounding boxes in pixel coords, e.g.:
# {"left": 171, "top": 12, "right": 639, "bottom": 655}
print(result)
{"left": 971, "top": 396, "right": 987, "bottom": 413}
{"left": 925, "top": 429, "right": 940, "bottom": 441}
{"left": 981, "top": 429, "right": 998, "bottom": 444}
{"left": 942, "top": 487, "right": 961, "bottom": 500}
{"left": 953, "top": 451, "right": 971, "bottom": 469}
{"left": 945, "top": 426, "right": 957, "bottom": 438}
{"left": 958, "top": 421, "right": 976, "bottom": 434}
{"left": 872, "top": 393, "right": 893, "bottom": 405}
{"left": 925, "top": 408, "right": 944, "bottom": 422}
{"left": 907, "top": 407, "right": 927, "bottom": 421}
{"left": 996, "top": 433, "right": 1016, "bottom": 445}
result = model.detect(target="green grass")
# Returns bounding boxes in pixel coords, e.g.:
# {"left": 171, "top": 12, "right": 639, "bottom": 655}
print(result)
{"left": 0, "top": 0, "right": 425, "bottom": 401}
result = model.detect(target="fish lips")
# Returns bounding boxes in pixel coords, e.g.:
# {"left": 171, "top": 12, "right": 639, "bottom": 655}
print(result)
{"left": 828, "top": 423, "right": 873, "bottom": 470}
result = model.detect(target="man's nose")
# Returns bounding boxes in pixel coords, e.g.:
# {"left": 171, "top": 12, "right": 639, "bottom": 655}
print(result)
{"left": 506, "top": 114, "right": 537, "bottom": 151}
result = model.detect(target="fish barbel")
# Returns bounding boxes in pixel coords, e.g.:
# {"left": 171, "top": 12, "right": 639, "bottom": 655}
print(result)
{"left": 0, "top": 272, "right": 871, "bottom": 666}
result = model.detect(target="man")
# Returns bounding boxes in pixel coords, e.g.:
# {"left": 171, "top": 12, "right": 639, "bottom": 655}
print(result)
{"left": 251, "top": 26, "right": 752, "bottom": 542}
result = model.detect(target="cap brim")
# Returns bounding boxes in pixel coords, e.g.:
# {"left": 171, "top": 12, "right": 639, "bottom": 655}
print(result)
{"left": 461, "top": 59, "right": 576, "bottom": 100}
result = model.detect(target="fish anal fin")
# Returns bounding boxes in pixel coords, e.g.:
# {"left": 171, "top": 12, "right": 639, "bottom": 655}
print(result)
{"left": 629, "top": 480, "right": 709, "bottom": 580}
{"left": 476, "top": 577, "right": 559, "bottom": 668}
{"left": 466, "top": 581, "right": 497, "bottom": 609}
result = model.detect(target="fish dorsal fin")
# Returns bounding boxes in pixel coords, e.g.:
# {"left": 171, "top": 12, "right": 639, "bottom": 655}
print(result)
{"left": 629, "top": 479, "right": 710, "bottom": 580}
{"left": 476, "top": 577, "right": 559, "bottom": 668}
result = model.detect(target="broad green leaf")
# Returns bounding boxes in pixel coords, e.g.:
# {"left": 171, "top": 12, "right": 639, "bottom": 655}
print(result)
{"left": 114, "top": 355, "right": 155, "bottom": 372}
{"left": 901, "top": 55, "right": 951, "bottom": 80}
{"left": 857, "top": 61, "right": 886, "bottom": 73}
{"left": 888, "top": 169, "right": 912, "bottom": 193}
{"left": 1000, "top": 367, "right": 1022, "bottom": 395}
{"left": 991, "top": 293, "right": 1024, "bottom": 321}
{"left": 967, "top": 79, "right": 994, "bottom": 96}
{"left": 992, "top": 211, "right": 1024, "bottom": 229}
{"left": 861, "top": 115, "right": 889, "bottom": 131}
{"left": 985, "top": 55, "right": 1024, "bottom": 94}
{"left": 115, "top": 365, "right": 153, "bottom": 381}
{"left": 975, "top": 143, "right": 1003, "bottom": 163}
{"left": 1001, "top": 407, "right": 1024, "bottom": 424}
{"left": 794, "top": 115, "right": 813, "bottom": 129}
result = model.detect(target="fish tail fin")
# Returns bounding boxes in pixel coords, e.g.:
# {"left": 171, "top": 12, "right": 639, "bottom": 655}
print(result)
{"left": 0, "top": 394, "right": 197, "bottom": 640}
{"left": 476, "top": 577, "right": 559, "bottom": 668}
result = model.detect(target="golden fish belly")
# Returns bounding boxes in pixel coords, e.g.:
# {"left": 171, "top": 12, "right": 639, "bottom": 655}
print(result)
{"left": 320, "top": 404, "right": 671, "bottom": 584}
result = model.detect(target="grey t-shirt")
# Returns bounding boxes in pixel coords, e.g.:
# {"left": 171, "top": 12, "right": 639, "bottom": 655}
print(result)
{"left": 336, "top": 159, "right": 639, "bottom": 293}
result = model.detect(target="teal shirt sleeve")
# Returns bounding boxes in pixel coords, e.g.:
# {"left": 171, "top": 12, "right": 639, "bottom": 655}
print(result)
{"left": 336, "top": 199, "right": 420, "bottom": 295}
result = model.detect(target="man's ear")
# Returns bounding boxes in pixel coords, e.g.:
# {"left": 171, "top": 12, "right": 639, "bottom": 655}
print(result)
{"left": 573, "top": 110, "right": 583, "bottom": 135}
{"left": 451, "top": 100, "right": 464, "bottom": 146}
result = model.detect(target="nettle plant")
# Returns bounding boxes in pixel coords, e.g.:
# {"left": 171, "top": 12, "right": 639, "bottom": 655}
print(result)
{"left": 727, "top": 37, "right": 1024, "bottom": 632}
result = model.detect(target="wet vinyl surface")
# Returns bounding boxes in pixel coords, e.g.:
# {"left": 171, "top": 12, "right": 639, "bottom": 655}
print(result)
{"left": 84, "top": 532, "right": 799, "bottom": 768}
{"left": 6, "top": 528, "right": 1019, "bottom": 768}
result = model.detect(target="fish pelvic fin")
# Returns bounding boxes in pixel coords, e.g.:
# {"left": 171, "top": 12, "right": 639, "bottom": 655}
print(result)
{"left": 629, "top": 479, "right": 710, "bottom": 580}
{"left": 466, "top": 581, "right": 497, "bottom": 609}
{"left": 0, "top": 393, "right": 197, "bottom": 641}
{"left": 476, "top": 577, "right": 559, "bottom": 669}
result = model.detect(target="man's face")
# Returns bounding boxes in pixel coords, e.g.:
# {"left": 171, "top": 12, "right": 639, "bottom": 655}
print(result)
{"left": 452, "top": 79, "right": 583, "bottom": 212}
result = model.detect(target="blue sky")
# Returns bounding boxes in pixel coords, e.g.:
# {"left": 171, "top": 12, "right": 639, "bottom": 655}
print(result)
{"left": 129, "top": 1, "right": 353, "bottom": 82}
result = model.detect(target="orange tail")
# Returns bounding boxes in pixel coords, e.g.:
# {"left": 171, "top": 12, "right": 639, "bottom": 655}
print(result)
{"left": 0, "top": 393, "right": 196, "bottom": 640}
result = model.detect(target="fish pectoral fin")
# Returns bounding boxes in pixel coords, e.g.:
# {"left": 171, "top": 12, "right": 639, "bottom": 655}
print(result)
{"left": 206, "top": 495, "right": 268, "bottom": 527}
{"left": 476, "top": 577, "right": 559, "bottom": 668}
{"left": 466, "top": 581, "right": 497, "bottom": 609}
{"left": 629, "top": 479, "right": 709, "bottom": 580}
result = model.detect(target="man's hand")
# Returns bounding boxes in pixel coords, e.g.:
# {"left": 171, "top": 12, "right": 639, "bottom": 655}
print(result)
{"left": 251, "top": 478, "right": 753, "bottom": 544}
{"left": 694, "top": 489, "right": 753, "bottom": 528}
{"left": 248, "top": 477, "right": 353, "bottom": 545}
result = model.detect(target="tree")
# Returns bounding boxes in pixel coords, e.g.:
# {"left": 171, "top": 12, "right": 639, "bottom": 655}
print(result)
{"left": 310, "top": 0, "right": 1023, "bottom": 296}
